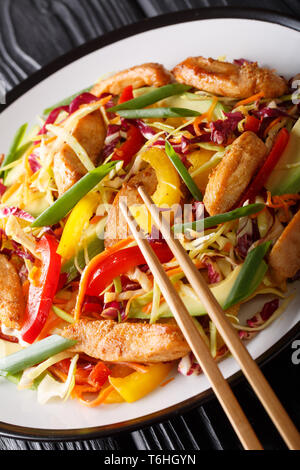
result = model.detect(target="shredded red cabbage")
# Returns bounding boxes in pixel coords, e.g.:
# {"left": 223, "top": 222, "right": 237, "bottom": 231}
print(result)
{"left": 236, "top": 217, "right": 260, "bottom": 258}
{"left": 11, "top": 240, "right": 35, "bottom": 262}
{"left": 178, "top": 353, "right": 201, "bottom": 376}
{"left": 134, "top": 119, "right": 157, "bottom": 139}
{"left": 0, "top": 179, "right": 7, "bottom": 196}
{"left": 101, "top": 301, "right": 121, "bottom": 320}
{"left": 247, "top": 299, "right": 279, "bottom": 327}
{"left": 204, "top": 257, "right": 222, "bottom": 284}
{"left": 68, "top": 92, "right": 98, "bottom": 114}
{"left": 102, "top": 124, "right": 122, "bottom": 159}
{"left": 28, "top": 153, "right": 41, "bottom": 173}
{"left": 0, "top": 206, "right": 34, "bottom": 222}
{"left": 210, "top": 111, "right": 243, "bottom": 145}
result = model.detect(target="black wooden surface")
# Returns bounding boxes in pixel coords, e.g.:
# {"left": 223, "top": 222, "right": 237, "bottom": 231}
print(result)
{"left": 0, "top": 0, "right": 299, "bottom": 451}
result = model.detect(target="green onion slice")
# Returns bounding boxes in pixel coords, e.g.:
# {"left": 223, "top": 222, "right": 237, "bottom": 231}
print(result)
{"left": 32, "top": 161, "right": 119, "bottom": 227}
{"left": 224, "top": 241, "right": 271, "bottom": 310}
{"left": 165, "top": 141, "right": 203, "bottom": 201}
{"left": 0, "top": 335, "right": 76, "bottom": 377}
{"left": 108, "top": 83, "right": 191, "bottom": 112}
{"left": 173, "top": 203, "right": 265, "bottom": 233}
{"left": 117, "top": 107, "right": 200, "bottom": 119}
{"left": 1, "top": 123, "right": 28, "bottom": 179}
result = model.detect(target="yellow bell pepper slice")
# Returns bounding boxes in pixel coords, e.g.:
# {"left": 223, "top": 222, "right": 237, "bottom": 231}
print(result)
{"left": 57, "top": 192, "right": 100, "bottom": 261}
{"left": 187, "top": 149, "right": 215, "bottom": 192}
{"left": 109, "top": 362, "right": 173, "bottom": 403}
{"left": 131, "top": 148, "right": 181, "bottom": 232}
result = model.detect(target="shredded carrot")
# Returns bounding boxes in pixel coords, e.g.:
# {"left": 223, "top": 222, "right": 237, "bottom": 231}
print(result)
{"left": 266, "top": 191, "right": 300, "bottom": 221}
{"left": 37, "top": 309, "right": 62, "bottom": 340}
{"left": 263, "top": 116, "right": 282, "bottom": 138}
{"left": 193, "top": 114, "right": 207, "bottom": 136}
{"left": 234, "top": 91, "right": 264, "bottom": 108}
{"left": 53, "top": 227, "right": 63, "bottom": 237}
{"left": 160, "top": 377, "right": 175, "bottom": 387}
{"left": 79, "top": 385, "right": 114, "bottom": 407}
{"left": 71, "top": 384, "right": 98, "bottom": 399}
{"left": 90, "top": 215, "right": 102, "bottom": 225}
{"left": 1, "top": 177, "right": 24, "bottom": 203}
{"left": 74, "top": 237, "right": 133, "bottom": 321}
{"left": 49, "top": 366, "right": 68, "bottom": 382}
{"left": 223, "top": 241, "right": 233, "bottom": 252}
{"left": 166, "top": 260, "right": 205, "bottom": 278}
{"left": 207, "top": 96, "right": 219, "bottom": 121}
{"left": 118, "top": 362, "right": 149, "bottom": 373}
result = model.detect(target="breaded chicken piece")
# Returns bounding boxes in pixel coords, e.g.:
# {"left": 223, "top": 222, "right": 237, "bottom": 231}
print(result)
{"left": 0, "top": 255, "right": 25, "bottom": 329}
{"left": 203, "top": 131, "right": 267, "bottom": 215}
{"left": 62, "top": 319, "right": 190, "bottom": 363}
{"left": 269, "top": 209, "right": 300, "bottom": 283}
{"left": 172, "top": 57, "right": 288, "bottom": 98}
{"left": 104, "top": 166, "right": 157, "bottom": 248}
{"left": 91, "top": 63, "right": 173, "bottom": 97}
{"left": 53, "top": 110, "right": 106, "bottom": 196}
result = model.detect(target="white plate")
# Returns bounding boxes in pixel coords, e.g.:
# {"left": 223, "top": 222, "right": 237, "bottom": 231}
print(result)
{"left": 0, "top": 10, "right": 299, "bottom": 438}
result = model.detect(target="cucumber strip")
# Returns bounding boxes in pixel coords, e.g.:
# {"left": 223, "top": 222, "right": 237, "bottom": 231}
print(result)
{"left": 224, "top": 242, "right": 271, "bottom": 310}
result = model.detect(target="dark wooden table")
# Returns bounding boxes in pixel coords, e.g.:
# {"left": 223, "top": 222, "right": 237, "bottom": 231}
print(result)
{"left": 0, "top": 0, "right": 299, "bottom": 451}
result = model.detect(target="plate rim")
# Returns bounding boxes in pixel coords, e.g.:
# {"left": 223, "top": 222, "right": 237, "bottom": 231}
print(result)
{"left": 0, "top": 6, "right": 299, "bottom": 441}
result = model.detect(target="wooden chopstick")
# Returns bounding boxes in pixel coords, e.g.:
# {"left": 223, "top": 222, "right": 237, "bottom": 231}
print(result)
{"left": 137, "top": 185, "right": 300, "bottom": 450}
{"left": 119, "top": 199, "right": 263, "bottom": 450}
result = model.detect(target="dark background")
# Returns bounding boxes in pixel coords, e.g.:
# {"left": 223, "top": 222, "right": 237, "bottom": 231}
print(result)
{"left": 0, "top": 0, "right": 299, "bottom": 451}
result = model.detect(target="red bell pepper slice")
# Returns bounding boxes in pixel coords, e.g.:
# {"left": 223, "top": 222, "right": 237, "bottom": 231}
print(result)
{"left": 118, "top": 85, "right": 134, "bottom": 104}
{"left": 88, "top": 362, "right": 111, "bottom": 388}
{"left": 111, "top": 124, "right": 144, "bottom": 167}
{"left": 86, "top": 242, "right": 172, "bottom": 298}
{"left": 240, "top": 127, "right": 290, "bottom": 204}
{"left": 244, "top": 115, "right": 261, "bottom": 133}
{"left": 21, "top": 234, "right": 62, "bottom": 343}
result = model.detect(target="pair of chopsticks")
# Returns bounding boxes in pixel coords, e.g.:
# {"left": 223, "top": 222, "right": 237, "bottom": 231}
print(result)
{"left": 119, "top": 186, "right": 300, "bottom": 451}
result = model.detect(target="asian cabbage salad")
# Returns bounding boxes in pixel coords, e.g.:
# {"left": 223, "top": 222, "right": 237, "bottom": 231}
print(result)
{"left": 0, "top": 57, "right": 299, "bottom": 407}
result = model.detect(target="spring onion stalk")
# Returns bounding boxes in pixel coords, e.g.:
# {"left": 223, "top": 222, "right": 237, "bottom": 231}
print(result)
{"left": 224, "top": 241, "right": 271, "bottom": 310}
{"left": 32, "top": 161, "right": 119, "bottom": 227}
{"left": 117, "top": 107, "right": 201, "bottom": 119}
{"left": 52, "top": 306, "right": 75, "bottom": 324}
{"left": 43, "top": 86, "right": 93, "bottom": 115}
{"left": 0, "top": 335, "right": 76, "bottom": 377}
{"left": 165, "top": 141, "right": 203, "bottom": 201}
{"left": 1, "top": 123, "right": 28, "bottom": 179}
{"left": 173, "top": 203, "right": 265, "bottom": 233}
{"left": 109, "top": 83, "right": 191, "bottom": 112}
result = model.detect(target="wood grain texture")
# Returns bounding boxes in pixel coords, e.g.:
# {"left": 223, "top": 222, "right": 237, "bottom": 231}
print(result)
{"left": 0, "top": 0, "right": 299, "bottom": 451}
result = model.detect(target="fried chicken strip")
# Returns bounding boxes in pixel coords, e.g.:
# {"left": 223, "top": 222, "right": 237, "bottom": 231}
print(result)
{"left": 269, "top": 209, "right": 300, "bottom": 283}
{"left": 62, "top": 319, "right": 190, "bottom": 363}
{"left": 0, "top": 255, "right": 25, "bottom": 330}
{"left": 91, "top": 63, "right": 173, "bottom": 97}
{"left": 203, "top": 131, "right": 267, "bottom": 215}
{"left": 53, "top": 110, "right": 106, "bottom": 196}
{"left": 172, "top": 56, "right": 288, "bottom": 98}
